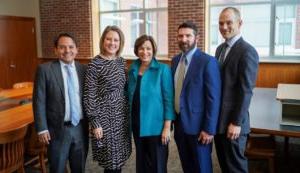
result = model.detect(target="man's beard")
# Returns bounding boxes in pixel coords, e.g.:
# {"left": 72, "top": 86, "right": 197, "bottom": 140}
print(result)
{"left": 178, "top": 41, "right": 196, "bottom": 53}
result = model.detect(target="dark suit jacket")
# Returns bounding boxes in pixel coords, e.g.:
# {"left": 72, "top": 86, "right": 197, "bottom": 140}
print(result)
{"left": 215, "top": 37, "right": 259, "bottom": 134}
{"left": 171, "top": 48, "right": 221, "bottom": 135}
{"left": 33, "top": 60, "right": 88, "bottom": 139}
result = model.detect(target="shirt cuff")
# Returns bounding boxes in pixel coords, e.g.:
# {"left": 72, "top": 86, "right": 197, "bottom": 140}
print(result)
{"left": 38, "top": 130, "right": 49, "bottom": 135}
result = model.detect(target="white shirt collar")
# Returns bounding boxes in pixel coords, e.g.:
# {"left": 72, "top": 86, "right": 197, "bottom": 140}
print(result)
{"left": 226, "top": 34, "right": 241, "bottom": 47}
{"left": 59, "top": 60, "right": 75, "bottom": 68}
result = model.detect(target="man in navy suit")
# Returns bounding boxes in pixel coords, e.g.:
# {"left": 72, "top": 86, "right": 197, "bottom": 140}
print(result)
{"left": 214, "top": 7, "right": 259, "bottom": 173}
{"left": 33, "top": 33, "right": 89, "bottom": 173}
{"left": 171, "top": 21, "right": 221, "bottom": 173}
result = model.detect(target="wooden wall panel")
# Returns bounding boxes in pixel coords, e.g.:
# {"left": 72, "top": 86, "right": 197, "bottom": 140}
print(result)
{"left": 256, "top": 63, "right": 300, "bottom": 88}
{"left": 37, "top": 58, "right": 300, "bottom": 88}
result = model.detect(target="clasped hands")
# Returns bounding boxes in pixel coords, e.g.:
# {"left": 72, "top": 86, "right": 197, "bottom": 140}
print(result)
{"left": 198, "top": 131, "right": 213, "bottom": 145}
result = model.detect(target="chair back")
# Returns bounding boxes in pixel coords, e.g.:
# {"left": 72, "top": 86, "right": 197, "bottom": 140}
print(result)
{"left": 0, "top": 125, "right": 28, "bottom": 173}
{"left": 25, "top": 123, "right": 46, "bottom": 154}
{"left": 12, "top": 82, "right": 33, "bottom": 89}
{"left": 245, "top": 133, "right": 276, "bottom": 173}
{"left": 24, "top": 123, "right": 47, "bottom": 173}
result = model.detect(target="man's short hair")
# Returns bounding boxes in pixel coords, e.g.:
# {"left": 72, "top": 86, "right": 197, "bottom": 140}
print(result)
{"left": 221, "top": 7, "right": 241, "bottom": 21}
{"left": 54, "top": 32, "right": 77, "bottom": 48}
{"left": 178, "top": 21, "right": 198, "bottom": 36}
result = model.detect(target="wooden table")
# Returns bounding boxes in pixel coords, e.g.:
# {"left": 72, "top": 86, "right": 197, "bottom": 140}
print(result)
{"left": 0, "top": 103, "right": 33, "bottom": 133}
{"left": 249, "top": 88, "right": 300, "bottom": 157}
{"left": 250, "top": 88, "right": 300, "bottom": 137}
{"left": 0, "top": 86, "right": 33, "bottom": 101}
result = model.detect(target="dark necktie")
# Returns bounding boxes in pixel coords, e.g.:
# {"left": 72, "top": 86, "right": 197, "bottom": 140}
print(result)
{"left": 219, "top": 43, "right": 228, "bottom": 64}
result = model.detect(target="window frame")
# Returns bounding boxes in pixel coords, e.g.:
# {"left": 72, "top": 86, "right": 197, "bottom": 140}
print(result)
{"left": 98, "top": 0, "right": 168, "bottom": 59}
{"left": 207, "top": 0, "right": 300, "bottom": 62}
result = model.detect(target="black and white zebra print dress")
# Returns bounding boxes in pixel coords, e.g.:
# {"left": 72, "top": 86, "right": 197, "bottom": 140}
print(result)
{"left": 83, "top": 55, "right": 131, "bottom": 170}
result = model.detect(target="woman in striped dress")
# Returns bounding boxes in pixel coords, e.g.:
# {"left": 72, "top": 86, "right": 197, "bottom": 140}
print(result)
{"left": 83, "top": 26, "right": 131, "bottom": 173}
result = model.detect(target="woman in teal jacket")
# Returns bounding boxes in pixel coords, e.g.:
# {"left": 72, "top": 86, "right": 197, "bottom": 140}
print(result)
{"left": 128, "top": 35, "right": 175, "bottom": 173}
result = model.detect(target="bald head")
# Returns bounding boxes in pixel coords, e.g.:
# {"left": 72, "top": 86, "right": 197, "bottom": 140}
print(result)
{"left": 221, "top": 7, "right": 241, "bottom": 21}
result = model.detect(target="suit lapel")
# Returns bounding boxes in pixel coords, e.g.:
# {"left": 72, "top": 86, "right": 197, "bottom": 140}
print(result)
{"left": 51, "top": 60, "right": 65, "bottom": 98}
{"left": 182, "top": 49, "right": 200, "bottom": 90}
{"left": 75, "top": 61, "right": 84, "bottom": 96}
{"left": 222, "top": 37, "right": 243, "bottom": 67}
{"left": 129, "top": 60, "right": 139, "bottom": 86}
{"left": 171, "top": 55, "right": 180, "bottom": 77}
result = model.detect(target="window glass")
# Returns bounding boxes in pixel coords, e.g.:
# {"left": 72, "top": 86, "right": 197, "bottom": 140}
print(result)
{"left": 209, "top": 0, "right": 300, "bottom": 60}
{"left": 100, "top": 0, "right": 143, "bottom": 11}
{"left": 211, "top": 0, "right": 270, "bottom": 5}
{"left": 242, "top": 4, "right": 270, "bottom": 56}
{"left": 275, "top": 4, "right": 299, "bottom": 56}
{"left": 146, "top": 11, "right": 168, "bottom": 55}
{"left": 99, "top": 0, "right": 168, "bottom": 58}
{"left": 145, "top": 0, "right": 167, "bottom": 8}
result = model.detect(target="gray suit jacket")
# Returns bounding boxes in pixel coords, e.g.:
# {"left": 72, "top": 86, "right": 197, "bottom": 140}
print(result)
{"left": 33, "top": 60, "right": 88, "bottom": 139}
{"left": 215, "top": 37, "right": 259, "bottom": 134}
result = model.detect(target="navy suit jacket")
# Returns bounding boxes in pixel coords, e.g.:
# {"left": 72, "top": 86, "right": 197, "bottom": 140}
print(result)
{"left": 171, "top": 48, "right": 221, "bottom": 135}
{"left": 215, "top": 37, "right": 259, "bottom": 134}
{"left": 33, "top": 60, "right": 88, "bottom": 140}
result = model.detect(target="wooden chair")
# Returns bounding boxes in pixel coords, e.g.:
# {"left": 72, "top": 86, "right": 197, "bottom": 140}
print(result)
{"left": 12, "top": 82, "right": 33, "bottom": 103}
{"left": 0, "top": 100, "right": 20, "bottom": 111}
{"left": 245, "top": 133, "right": 276, "bottom": 173}
{"left": 12, "top": 82, "right": 33, "bottom": 89}
{"left": 0, "top": 125, "right": 28, "bottom": 173}
{"left": 24, "top": 123, "right": 47, "bottom": 173}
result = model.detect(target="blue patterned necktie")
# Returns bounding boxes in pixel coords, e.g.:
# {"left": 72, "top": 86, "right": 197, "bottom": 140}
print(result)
{"left": 65, "top": 65, "right": 80, "bottom": 126}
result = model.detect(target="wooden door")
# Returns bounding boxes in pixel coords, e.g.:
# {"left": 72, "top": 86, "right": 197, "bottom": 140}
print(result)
{"left": 0, "top": 16, "right": 37, "bottom": 89}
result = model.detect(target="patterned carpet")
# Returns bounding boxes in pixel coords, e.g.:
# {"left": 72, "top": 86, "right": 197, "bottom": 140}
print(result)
{"left": 25, "top": 135, "right": 300, "bottom": 173}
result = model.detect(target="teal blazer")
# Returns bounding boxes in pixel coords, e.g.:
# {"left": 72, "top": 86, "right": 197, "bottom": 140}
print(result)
{"left": 128, "top": 58, "right": 175, "bottom": 137}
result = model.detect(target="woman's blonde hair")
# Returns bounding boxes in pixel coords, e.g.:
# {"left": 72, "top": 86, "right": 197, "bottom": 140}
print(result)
{"left": 100, "top": 25, "right": 125, "bottom": 57}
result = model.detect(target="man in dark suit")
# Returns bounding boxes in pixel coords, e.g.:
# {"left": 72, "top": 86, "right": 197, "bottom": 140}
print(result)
{"left": 33, "top": 33, "right": 88, "bottom": 173}
{"left": 214, "top": 7, "right": 259, "bottom": 173}
{"left": 171, "top": 21, "right": 221, "bottom": 173}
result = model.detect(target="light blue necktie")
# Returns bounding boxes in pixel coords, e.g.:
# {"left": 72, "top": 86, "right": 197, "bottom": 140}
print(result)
{"left": 65, "top": 65, "right": 80, "bottom": 126}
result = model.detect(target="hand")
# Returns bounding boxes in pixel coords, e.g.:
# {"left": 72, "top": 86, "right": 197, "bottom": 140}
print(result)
{"left": 227, "top": 123, "right": 241, "bottom": 140}
{"left": 38, "top": 132, "right": 51, "bottom": 145}
{"left": 93, "top": 127, "right": 103, "bottom": 139}
{"left": 198, "top": 131, "right": 214, "bottom": 145}
{"left": 161, "top": 127, "right": 171, "bottom": 145}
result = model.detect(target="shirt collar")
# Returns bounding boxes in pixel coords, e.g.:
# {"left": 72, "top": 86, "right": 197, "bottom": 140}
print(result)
{"left": 181, "top": 46, "right": 197, "bottom": 64}
{"left": 226, "top": 34, "right": 241, "bottom": 48}
{"left": 59, "top": 60, "right": 75, "bottom": 68}
{"left": 130, "top": 58, "right": 159, "bottom": 74}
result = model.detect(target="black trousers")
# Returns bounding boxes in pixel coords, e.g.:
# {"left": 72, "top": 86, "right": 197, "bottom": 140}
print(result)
{"left": 133, "top": 133, "right": 168, "bottom": 173}
{"left": 104, "top": 169, "right": 121, "bottom": 173}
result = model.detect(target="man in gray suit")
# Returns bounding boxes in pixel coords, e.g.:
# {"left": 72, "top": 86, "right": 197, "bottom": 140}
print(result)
{"left": 33, "top": 33, "right": 88, "bottom": 173}
{"left": 214, "top": 7, "right": 259, "bottom": 173}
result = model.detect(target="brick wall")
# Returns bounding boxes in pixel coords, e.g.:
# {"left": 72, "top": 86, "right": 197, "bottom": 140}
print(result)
{"left": 168, "top": 0, "right": 205, "bottom": 58}
{"left": 40, "top": 0, "right": 93, "bottom": 59}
